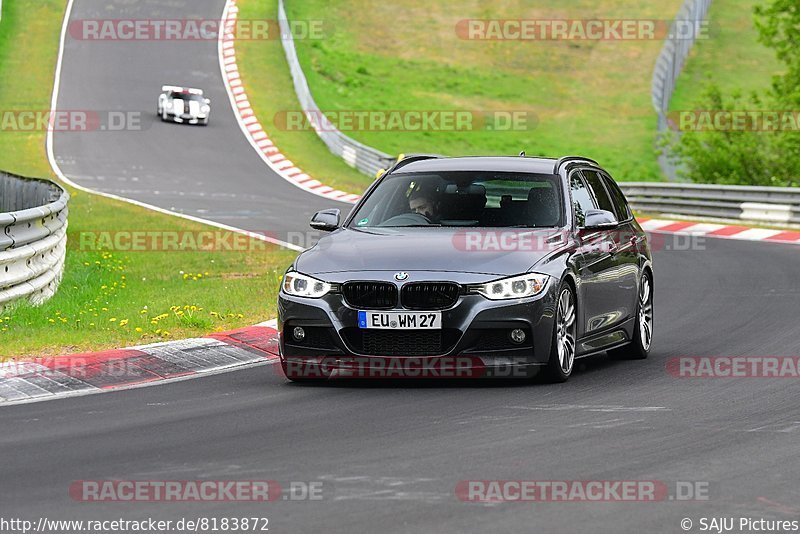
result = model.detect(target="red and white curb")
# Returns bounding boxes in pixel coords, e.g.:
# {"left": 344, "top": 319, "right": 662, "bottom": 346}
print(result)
{"left": 639, "top": 218, "right": 800, "bottom": 245}
{"left": 218, "top": 0, "right": 360, "bottom": 204}
{"left": 0, "top": 321, "right": 281, "bottom": 406}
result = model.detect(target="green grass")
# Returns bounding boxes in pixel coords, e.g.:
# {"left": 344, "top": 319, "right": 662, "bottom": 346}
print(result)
{"left": 0, "top": 0, "right": 296, "bottom": 358}
{"left": 270, "top": 0, "right": 687, "bottom": 182}
{"left": 235, "top": 0, "right": 375, "bottom": 193}
{"left": 670, "top": 0, "right": 782, "bottom": 112}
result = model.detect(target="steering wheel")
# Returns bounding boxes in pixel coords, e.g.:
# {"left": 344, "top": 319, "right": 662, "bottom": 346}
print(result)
{"left": 378, "top": 212, "right": 432, "bottom": 227}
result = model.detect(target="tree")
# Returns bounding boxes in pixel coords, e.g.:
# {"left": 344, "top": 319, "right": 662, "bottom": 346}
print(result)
{"left": 755, "top": 0, "right": 800, "bottom": 107}
{"left": 665, "top": 0, "right": 800, "bottom": 187}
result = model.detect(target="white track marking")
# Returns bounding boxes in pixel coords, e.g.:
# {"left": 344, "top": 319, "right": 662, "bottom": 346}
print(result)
{"left": 45, "top": 0, "right": 303, "bottom": 252}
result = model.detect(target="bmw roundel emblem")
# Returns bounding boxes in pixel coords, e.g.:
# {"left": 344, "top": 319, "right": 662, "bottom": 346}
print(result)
{"left": 394, "top": 272, "right": 409, "bottom": 281}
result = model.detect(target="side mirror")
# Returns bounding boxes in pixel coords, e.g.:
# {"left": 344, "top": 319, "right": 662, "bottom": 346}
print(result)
{"left": 310, "top": 209, "right": 340, "bottom": 231}
{"left": 584, "top": 209, "right": 617, "bottom": 229}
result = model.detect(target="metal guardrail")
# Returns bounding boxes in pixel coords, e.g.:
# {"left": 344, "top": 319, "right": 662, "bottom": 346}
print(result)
{"left": 0, "top": 172, "right": 69, "bottom": 311}
{"left": 620, "top": 182, "right": 800, "bottom": 226}
{"left": 651, "top": 0, "right": 713, "bottom": 181}
{"left": 278, "top": 0, "right": 396, "bottom": 177}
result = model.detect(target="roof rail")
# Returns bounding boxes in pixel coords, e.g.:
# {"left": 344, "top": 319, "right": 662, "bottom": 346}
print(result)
{"left": 386, "top": 154, "right": 442, "bottom": 174}
{"left": 553, "top": 156, "right": 599, "bottom": 174}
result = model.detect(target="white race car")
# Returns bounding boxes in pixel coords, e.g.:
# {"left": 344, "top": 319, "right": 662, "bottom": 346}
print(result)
{"left": 157, "top": 86, "right": 210, "bottom": 125}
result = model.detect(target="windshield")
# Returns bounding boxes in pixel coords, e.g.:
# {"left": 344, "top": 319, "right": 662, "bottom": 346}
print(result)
{"left": 348, "top": 171, "right": 563, "bottom": 228}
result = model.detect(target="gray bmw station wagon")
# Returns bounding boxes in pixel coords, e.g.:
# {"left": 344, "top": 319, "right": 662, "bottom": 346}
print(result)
{"left": 278, "top": 155, "right": 653, "bottom": 382}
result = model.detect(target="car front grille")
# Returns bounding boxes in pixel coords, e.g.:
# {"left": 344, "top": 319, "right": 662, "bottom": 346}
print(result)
{"left": 342, "top": 281, "right": 398, "bottom": 309}
{"left": 341, "top": 328, "right": 461, "bottom": 356}
{"left": 401, "top": 282, "right": 461, "bottom": 310}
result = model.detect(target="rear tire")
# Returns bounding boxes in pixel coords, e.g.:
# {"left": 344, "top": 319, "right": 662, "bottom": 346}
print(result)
{"left": 608, "top": 271, "right": 653, "bottom": 360}
{"left": 543, "top": 282, "right": 577, "bottom": 383}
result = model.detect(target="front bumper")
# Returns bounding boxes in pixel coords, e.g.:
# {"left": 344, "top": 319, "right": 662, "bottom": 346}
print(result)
{"left": 165, "top": 112, "right": 207, "bottom": 124}
{"left": 278, "top": 276, "right": 558, "bottom": 379}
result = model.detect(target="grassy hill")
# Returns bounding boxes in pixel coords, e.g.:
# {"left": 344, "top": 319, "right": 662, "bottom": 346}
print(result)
{"left": 282, "top": 0, "right": 685, "bottom": 182}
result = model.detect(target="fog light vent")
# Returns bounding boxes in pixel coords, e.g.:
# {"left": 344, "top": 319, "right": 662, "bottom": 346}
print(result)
{"left": 510, "top": 329, "right": 526, "bottom": 344}
{"left": 293, "top": 326, "right": 306, "bottom": 342}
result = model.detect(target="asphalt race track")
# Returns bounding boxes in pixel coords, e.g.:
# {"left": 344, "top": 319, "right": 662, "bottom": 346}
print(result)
{"left": 2, "top": 237, "right": 800, "bottom": 533}
{"left": 5, "top": 0, "right": 800, "bottom": 533}
{"left": 51, "top": 0, "right": 350, "bottom": 240}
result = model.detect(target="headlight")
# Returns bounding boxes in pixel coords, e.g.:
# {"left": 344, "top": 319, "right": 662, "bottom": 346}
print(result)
{"left": 475, "top": 273, "right": 550, "bottom": 300}
{"left": 282, "top": 271, "right": 331, "bottom": 298}
{"left": 201, "top": 105, "right": 210, "bottom": 113}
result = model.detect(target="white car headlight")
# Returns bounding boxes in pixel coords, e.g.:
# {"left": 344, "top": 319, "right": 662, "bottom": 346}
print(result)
{"left": 475, "top": 273, "right": 550, "bottom": 300}
{"left": 201, "top": 105, "right": 210, "bottom": 113}
{"left": 282, "top": 271, "right": 331, "bottom": 298}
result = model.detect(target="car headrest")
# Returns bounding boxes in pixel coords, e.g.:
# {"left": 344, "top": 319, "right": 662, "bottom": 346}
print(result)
{"left": 527, "top": 186, "right": 555, "bottom": 203}
{"left": 444, "top": 184, "right": 486, "bottom": 196}
{"left": 441, "top": 184, "right": 487, "bottom": 219}
{"left": 527, "top": 186, "right": 559, "bottom": 226}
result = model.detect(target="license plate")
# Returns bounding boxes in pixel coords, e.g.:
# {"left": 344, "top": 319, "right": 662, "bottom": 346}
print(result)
{"left": 358, "top": 311, "right": 441, "bottom": 330}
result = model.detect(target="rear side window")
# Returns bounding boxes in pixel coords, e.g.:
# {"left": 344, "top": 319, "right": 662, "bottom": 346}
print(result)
{"left": 582, "top": 170, "right": 617, "bottom": 221}
{"left": 569, "top": 171, "right": 596, "bottom": 227}
{"left": 601, "top": 174, "right": 632, "bottom": 221}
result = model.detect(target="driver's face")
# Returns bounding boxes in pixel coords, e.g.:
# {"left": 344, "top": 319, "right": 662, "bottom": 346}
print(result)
{"left": 410, "top": 197, "right": 434, "bottom": 218}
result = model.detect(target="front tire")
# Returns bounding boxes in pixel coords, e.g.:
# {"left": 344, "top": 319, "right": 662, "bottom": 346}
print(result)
{"left": 543, "top": 282, "right": 577, "bottom": 383}
{"left": 608, "top": 271, "right": 653, "bottom": 360}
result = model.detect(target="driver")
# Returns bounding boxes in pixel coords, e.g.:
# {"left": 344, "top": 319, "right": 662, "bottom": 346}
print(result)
{"left": 408, "top": 190, "right": 440, "bottom": 222}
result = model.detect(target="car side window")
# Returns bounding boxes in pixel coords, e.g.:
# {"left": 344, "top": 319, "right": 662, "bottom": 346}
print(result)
{"left": 582, "top": 170, "right": 618, "bottom": 222}
{"left": 569, "top": 171, "right": 596, "bottom": 227}
{"left": 601, "top": 174, "right": 632, "bottom": 222}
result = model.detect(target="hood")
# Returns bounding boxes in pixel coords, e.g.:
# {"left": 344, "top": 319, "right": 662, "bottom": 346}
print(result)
{"left": 295, "top": 227, "right": 567, "bottom": 277}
